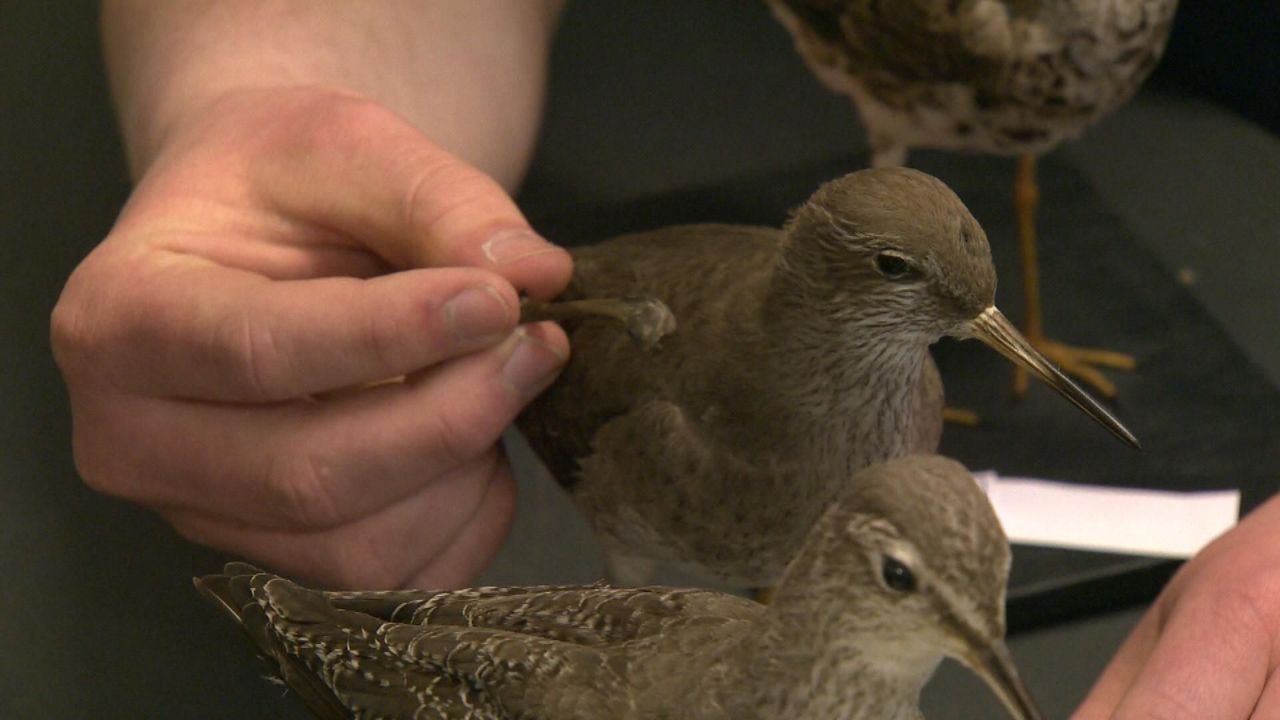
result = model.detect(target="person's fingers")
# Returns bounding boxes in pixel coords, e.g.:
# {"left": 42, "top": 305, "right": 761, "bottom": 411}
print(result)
{"left": 55, "top": 250, "right": 531, "bottom": 400}
{"left": 71, "top": 322, "right": 568, "bottom": 530}
{"left": 1078, "top": 497, "right": 1280, "bottom": 720}
{"left": 1094, "top": 587, "right": 1270, "bottom": 720}
{"left": 1072, "top": 610, "right": 1161, "bottom": 719}
{"left": 53, "top": 89, "right": 576, "bottom": 404}
{"left": 401, "top": 453, "right": 519, "bottom": 590}
{"left": 1254, "top": 667, "right": 1280, "bottom": 720}
{"left": 165, "top": 451, "right": 516, "bottom": 590}
{"left": 245, "top": 91, "right": 572, "bottom": 299}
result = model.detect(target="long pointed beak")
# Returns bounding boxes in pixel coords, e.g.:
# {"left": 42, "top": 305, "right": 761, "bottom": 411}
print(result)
{"left": 965, "top": 306, "right": 1141, "bottom": 450}
{"left": 964, "top": 642, "right": 1045, "bottom": 720}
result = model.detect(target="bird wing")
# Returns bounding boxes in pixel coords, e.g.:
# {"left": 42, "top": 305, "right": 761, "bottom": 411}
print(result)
{"left": 195, "top": 567, "right": 363, "bottom": 720}
{"left": 516, "top": 224, "right": 781, "bottom": 490}
{"left": 355, "top": 585, "right": 761, "bottom": 717}
{"left": 196, "top": 565, "right": 761, "bottom": 719}
{"left": 322, "top": 581, "right": 760, "bottom": 646}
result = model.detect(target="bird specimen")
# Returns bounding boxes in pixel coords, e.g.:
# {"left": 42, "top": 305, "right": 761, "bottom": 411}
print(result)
{"left": 516, "top": 166, "right": 1137, "bottom": 587}
{"left": 766, "top": 0, "right": 1178, "bottom": 396}
{"left": 196, "top": 455, "right": 1043, "bottom": 720}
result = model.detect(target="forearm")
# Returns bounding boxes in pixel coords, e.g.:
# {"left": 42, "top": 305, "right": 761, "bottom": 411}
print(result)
{"left": 101, "top": 0, "right": 565, "bottom": 188}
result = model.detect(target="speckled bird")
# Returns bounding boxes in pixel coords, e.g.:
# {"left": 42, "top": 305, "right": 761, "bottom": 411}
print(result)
{"left": 517, "top": 166, "right": 1136, "bottom": 588}
{"left": 196, "top": 456, "right": 1043, "bottom": 720}
{"left": 767, "top": 0, "right": 1178, "bottom": 396}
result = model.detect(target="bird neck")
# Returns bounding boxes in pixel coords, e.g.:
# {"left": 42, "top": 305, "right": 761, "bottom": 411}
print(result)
{"left": 751, "top": 265, "right": 936, "bottom": 458}
{"left": 674, "top": 258, "right": 936, "bottom": 472}
{"left": 762, "top": 257, "right": 933, "bottom": 395}
{"left": 716, "top": 607, "right": 936, "bottom": 720}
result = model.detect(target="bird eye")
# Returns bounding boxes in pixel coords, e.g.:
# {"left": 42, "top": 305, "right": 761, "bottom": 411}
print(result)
{"left": 881, "top": 555, "right": 917, "bottom": 593}
{"left": 873, "top": 252, "right": 913, "bottom": 279}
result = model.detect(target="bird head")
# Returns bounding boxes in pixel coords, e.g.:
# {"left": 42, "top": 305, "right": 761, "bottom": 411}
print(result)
{"left": 780, "top": 166, "right": 997, "bottom": 339}
{"left": 774, "top": 454, "right": 1044, "bottom": 720}
{"left": 782, "top": 167, "right": 1139, "bottom": 449}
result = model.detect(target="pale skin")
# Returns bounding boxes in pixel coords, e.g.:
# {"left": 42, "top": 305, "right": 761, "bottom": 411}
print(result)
{"left": 51, "top": 3, "right": 1277, "bottom": 717}
{"left": 52, "top": 0, "right": 573, "bottom": 591}
{"left": 1074, "top": 492, "right": 1280, "bottom": 719}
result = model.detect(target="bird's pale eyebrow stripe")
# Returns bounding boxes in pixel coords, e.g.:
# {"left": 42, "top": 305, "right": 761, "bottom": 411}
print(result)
{"left": 821, "top": 211, "right": 902, "bottom": 247}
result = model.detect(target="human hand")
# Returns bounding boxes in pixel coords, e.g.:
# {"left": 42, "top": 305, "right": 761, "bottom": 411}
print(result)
{"left": 1074, "top": 492, "right": 1280, "bottom": 719}
{"left": 52, "top": 87, "right": 572, "bottom": 590}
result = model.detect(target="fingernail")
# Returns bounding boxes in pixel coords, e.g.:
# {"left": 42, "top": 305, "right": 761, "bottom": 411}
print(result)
{"left": 482, "top": 229, "right": 561, "bottom": 265}
{"left": 503, "top": 327, "right": 566, "bottom": 399}
{"left": 444, "top": 285, "right": 512, "bottom": 345}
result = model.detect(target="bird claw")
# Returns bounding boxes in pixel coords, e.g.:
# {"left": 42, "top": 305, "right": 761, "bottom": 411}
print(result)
{"left": 943, "top": 407, "right": 982, "bottom": 427}
{"left": 621, "top": 296, "right": 677, "bottom": 350}
{"left": 519, "top": 296, "right": 677, "bottom": 351}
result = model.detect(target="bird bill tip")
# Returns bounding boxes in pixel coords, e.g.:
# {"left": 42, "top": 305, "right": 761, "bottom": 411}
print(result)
{"left": 965, "top": 307, "right": 1141, "bottom": 450}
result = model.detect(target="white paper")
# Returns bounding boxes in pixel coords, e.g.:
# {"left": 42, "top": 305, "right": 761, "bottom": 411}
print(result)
{"left": 971, "top": 471, "right": 1241, "bottom": 558}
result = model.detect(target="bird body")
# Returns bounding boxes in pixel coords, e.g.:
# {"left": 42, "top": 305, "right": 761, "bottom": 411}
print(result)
{"left": 768, "top": 0, "right": 1179, "bottom": 165}
{"left": 524, "top": 221, "right": 945, "bottom": 584}
{"left": 197, "top": 456, "right": 1044, "bottom": 720}
{"left": 517, "top": 167, "right": 1135, "bottom": 586}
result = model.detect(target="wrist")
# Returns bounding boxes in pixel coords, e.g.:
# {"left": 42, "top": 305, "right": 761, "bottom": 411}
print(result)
{"left": 128, "top": 84, "right": 367, "bottom": 178}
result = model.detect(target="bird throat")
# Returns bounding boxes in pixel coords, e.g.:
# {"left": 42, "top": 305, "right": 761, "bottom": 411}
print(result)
{"left": 723, "top": 610, "right": 933, "bottom": 720}
{"left": 755, "top": 291, "right": 936, "bottom": 473}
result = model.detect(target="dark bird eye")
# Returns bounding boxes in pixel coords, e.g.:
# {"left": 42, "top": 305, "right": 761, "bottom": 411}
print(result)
{"left": 881, "top": 556, "right": 917, "bottom": 593}
{"left": 874, "top": 252, "right": 913, "bottom": 279}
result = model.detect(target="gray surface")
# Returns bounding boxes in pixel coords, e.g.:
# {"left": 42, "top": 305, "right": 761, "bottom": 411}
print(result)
{"left": 2, "top": 2, "right": 1276, "bottom": 718}
{"left": 1062, "top": 93, "right": 1280, "bottom": 389}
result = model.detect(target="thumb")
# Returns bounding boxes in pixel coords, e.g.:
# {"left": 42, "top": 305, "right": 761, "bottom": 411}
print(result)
{"left": 250, "top": 91, "right": 572, "bottom": 299}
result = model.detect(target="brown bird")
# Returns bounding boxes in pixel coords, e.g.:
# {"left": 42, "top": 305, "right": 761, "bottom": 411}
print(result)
{"left": 517, "top": 166, "right": 1136, "bottom": 588}
{"left": 766, "top": 0, "right": 1178, "bottom": 396}
{"left": 196, "top": 455, "right": 1043, "bottom": 720}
